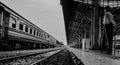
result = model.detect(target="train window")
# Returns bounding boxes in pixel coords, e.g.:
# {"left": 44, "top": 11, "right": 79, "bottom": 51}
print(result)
{"left": 44, "top": 35, "right": 46, "bottom": 39}
{"left": 37, "top": 31, "right": 38, "bottom": 36}
{"left": 25, "top": 26, "right": 28, "bottom": 32}
{"left": 30, "top": 28, "right": 32, "bottom": 34}
{"left": 48, "top": 35, "right": 49, "bottom": 38}
{"left": 10, "top": 17, "right": 16, "bottom": 28}
{"left": 34, "top": 30, "right": 36, "bottom": 35}
{"left": 39, "top": 33, "right": 41, "bottom": 37}
{"left": 19, "top": 23, "right": 23, "bottom": 30}
{"left": 43, "top": 34, "right": 45, "bottom": 39}
{"left": 41, "top": 33, "right": 43, "bottom": 38}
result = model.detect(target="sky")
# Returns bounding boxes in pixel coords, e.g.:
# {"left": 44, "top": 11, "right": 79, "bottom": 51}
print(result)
{"left": 0, "top": 0, "right": 67, "bottom": 45}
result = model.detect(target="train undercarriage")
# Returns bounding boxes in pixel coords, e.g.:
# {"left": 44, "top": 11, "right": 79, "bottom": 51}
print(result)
{"left": 0, "top": 39, "right": 55, "bottom": 51}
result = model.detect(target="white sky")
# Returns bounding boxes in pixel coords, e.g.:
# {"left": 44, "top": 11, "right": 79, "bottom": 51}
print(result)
{"left": 0, "top": 0, "right": 67, "bottom": 45}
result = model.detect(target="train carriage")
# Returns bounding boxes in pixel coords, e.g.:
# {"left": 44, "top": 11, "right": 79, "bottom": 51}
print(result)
{"left": 0, "top": 2, "right": 59, "bottom": 51}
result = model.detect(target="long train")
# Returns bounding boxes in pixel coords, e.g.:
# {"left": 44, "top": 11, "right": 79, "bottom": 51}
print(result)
{"left": 0, "top": 2, "right": 62, "bottom": 51}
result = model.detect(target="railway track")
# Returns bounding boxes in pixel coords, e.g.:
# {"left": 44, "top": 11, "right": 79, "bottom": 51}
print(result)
{"left": 31, "top": 48, "right": 84, "bottom": 65}
{"left": 0, "top": 47, "right": 84, "bottom": 65}
{"left": 0, "top": 48, "right": 61, "bottom": 60}
{"left": 0, "top": 48, "right": 63, "bottom": 65}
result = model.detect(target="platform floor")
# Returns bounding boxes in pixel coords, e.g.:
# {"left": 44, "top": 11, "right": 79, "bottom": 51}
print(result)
{"left": 69, "top": 47, "right": 120, "bottom": 65}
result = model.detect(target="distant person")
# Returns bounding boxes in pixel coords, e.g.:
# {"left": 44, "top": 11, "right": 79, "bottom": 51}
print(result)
{"left": 103, "top": 6, "right": 116, "bottom": 54}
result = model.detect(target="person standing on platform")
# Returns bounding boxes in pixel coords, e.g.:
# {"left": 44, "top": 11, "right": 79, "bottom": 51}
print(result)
{"left": 103, "top": 6, "right": 116, "bottom": 54}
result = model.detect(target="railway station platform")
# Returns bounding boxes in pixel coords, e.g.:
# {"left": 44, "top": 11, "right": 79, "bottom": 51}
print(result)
{"left": 69, "top": 47, "right": 120, "bottom": 65}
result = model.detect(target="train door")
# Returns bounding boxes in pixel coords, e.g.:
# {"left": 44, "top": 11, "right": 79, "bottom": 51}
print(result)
{"left": 0, "top": 5, "right": 10, "bottom": 50}
{"left": 0, "top": 6, "right": 4, "bottom": 40}
{"left": 3, "top": 10, "right": 10, "bottom": 39}
{"left": 1, "top": 10, "right": 10, "bottom": 39}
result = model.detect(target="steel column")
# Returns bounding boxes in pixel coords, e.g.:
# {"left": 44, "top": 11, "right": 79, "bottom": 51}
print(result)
{"left": 91, "top": 0, "right": 100, "bottom": 49}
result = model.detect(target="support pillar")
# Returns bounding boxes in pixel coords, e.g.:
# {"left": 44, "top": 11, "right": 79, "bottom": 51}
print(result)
{"left": 91, "top": 0, "right": 100, "bottom": 49}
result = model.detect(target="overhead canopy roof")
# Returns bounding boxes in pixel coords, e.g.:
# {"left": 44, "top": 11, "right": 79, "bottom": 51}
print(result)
{"left": 61, "top": 0, "right": 120, "bottom": 45}
{"left": 75, "top": 0, "right": 120, "bottom": 7}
